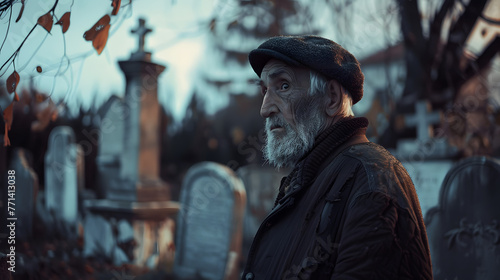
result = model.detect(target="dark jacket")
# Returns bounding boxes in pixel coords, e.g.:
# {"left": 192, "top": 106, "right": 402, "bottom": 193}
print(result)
{"left": 242, "top": 118, "right": 432, "bottom": 280}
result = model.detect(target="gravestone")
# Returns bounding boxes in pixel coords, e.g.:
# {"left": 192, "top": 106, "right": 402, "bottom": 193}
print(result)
{"left": 174, "top": 162, "right": 246, "bottom": 280}
{"left": 83, "top": 213, "right": 116, "bottom": 259}
{"left": 83, "top": 214, "right": 132, "bottom": 266}
{"left": 9, "top": 149, "right": 39, "bottom": 240}
{"left": 425, "top": 156, "right": 500, "bottom": 280}
{"left": 96, "top": 95, "right": 125, "bottom": 199}
{"left": 45, "top": 126, "right": 78, "bottom": 236}
{"left": 402, "top": 160, "right": 453, "bottom": 216}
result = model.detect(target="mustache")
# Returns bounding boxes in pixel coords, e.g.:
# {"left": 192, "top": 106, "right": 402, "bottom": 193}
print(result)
{"left": 266, "top": 115, "right": 288, "bottom": 131}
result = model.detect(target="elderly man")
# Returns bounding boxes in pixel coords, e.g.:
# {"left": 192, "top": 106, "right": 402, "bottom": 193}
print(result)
{"left": 242, "top": 36, "right": 432, "bottom": 279}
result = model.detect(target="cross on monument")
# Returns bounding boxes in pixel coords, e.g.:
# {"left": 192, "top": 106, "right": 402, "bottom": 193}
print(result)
{"left": 404, "top": 100, "right": 442, "bottom": 142}
{"left": 131, "top": 18, "right": 152, "bottom": 54}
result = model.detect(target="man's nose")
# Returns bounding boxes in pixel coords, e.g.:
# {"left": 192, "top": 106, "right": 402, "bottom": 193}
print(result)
{"left": 260, "top": 92, "right": 279, "bottom": 118}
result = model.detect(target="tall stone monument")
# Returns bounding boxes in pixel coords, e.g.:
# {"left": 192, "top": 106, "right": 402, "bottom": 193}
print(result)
{"left": 118, "top": 18, "right": 168, "bottom": 202}
{"left": 85, "top": 18, "right": 178, "bottom": 269}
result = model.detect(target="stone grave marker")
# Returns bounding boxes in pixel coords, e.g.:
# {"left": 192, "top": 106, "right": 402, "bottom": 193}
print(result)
{"left": 9, "top": 149, "right": 38, "bottom": 240}
{"left": 401, "top": 160, "right": 453, "bottom": 216}
{"left": 174, "top": 162, "right": 246, "bottom": 280}
{"left": 83, "top": 213, "right": 115, "bottom": 259}
{"left": 96, "top": 96, "right": 125, "bottom": 199}
{"left": 425, "top": 156, "right": 500, "bottom": 280}
{"left": 45, "top": 126, "right": 78, "bottom": 236}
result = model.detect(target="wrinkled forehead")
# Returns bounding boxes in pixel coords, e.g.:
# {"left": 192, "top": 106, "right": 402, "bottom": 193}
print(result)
{"left": 261, "top": 59, "right": 310, "bottom": 86}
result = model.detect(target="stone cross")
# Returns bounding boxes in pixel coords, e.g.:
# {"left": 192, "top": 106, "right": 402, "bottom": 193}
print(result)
{"left": 131, "top": 18, "right": 152, "bottom": 54}
{"left": 404, "top": 100, "right": 441, "bottom": 142}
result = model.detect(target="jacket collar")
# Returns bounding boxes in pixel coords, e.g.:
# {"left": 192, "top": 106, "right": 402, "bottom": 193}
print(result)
{"left": 274, "top": 117, "right": 369, "bottom": 206}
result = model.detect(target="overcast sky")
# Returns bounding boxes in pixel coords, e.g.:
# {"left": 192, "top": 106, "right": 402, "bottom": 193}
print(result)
{"left": 1, "top": 0, "right": 218, "bottom": 120}
{"left": 1, "top": 0, "right": 498, "bottom": 122}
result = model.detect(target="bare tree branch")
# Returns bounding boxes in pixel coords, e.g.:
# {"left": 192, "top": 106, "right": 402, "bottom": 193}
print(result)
{"left": 397, "top": 0, "right": 428, "bottom": 103}
{"left": 0, "top": 0, "right": 14, "bottom": 16}
{"left": 463, "top": 36, "right": 500, "bottom": 83}
{"left": 435, "top": 0, "right": 488, "bottom": 90}
{"left": 427, "top": 0, "right": 455, "bottom": 65}
{"left": 0, "top": 0, "right": 59, "bottom": 75}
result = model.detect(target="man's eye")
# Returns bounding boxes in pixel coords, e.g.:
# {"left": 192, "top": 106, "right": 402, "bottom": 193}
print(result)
{"left": 280, "top": 83, "right": 289, "bottom": 90}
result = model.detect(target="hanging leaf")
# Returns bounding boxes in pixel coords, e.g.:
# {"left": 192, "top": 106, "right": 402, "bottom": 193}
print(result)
{"left": 3, "top": 102, "right": 14, "bottom": 146}
{"left": 83, "top": 15, "right": 111, "bottom": 41}
{"left": 36, "top": 66, "right": 43, "bottom": 73}
{"left": 93, "top": 24, "right": 111, "bottom": 55}
{"left": 37, "top": 12, "right": 54, "bottom": 33}
{"left": 111, "top": 0, "right": 121, "bottom": 16}
{"left": 15, "top": 0, "right": 25, "bottom": 23}
{"left": 56, "top": 12, "right": 71, "bottom": 33}
{"left": 209, "top": 18, "right": 216, "bottom": 32}
{"left": 227, "top": 20, "right": 238, "bottom": 30}
{"left": 6, "top": 71, "right": 20, "bottom": 94}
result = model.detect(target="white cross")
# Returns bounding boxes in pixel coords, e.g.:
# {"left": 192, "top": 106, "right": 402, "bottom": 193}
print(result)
{"left": 404, "top": 100, "right": 441, "bottom": 142}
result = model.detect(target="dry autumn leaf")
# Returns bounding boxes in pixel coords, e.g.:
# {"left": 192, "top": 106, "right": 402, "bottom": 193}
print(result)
{"left": 38, "top": 12, "right": 54, "bottom": 33}
{"left": 83, "top": 15, "right": 111, "bottom": 41}
{"left": 56, "top": 12, "right": 71, "bottom": 33}
{"left": 93, "top": 24, "right": 111, "bottom": 55}
{"left": 15, "top": 0, "right": 25, "bottom": 23}
{"left": 111, "top": 0, "right": 121, "bottom": 16}
{"left": 3, "top": 102, "right": 14, "bottom": 146}
{"left": 84, "top": 15, "right": 111, "bottom": 55}
{"left": 6, "top": 71, "right": 20, "bottom": 94}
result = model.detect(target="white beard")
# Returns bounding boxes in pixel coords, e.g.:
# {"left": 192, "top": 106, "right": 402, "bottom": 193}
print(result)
{"left": 263, "top": 105, "right": 326, "bottom": 168}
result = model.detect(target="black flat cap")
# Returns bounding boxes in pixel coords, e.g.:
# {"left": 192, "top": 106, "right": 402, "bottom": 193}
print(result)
{"left": 249, "top": 35, "right": 364, "bottom": 104}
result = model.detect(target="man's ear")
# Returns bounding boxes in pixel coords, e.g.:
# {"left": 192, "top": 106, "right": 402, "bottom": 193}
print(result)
{"left": 325, "top": 80, "right": 343, "bottom": 117}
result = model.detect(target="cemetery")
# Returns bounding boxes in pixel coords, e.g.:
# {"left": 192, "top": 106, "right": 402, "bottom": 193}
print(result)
{"left": 0, "top": 0, "right": 499, "bottom": 279}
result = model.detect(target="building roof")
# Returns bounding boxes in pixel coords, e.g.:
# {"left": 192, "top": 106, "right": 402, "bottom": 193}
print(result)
{"left": 359, "top": 42, "right": 405, "bottom": 66}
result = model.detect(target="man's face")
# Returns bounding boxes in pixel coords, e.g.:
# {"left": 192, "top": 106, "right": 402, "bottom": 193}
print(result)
{"left": 260, "top": 59, "right": 311, "bottom": 126}
{"left": 259, "top": 59, "right": 326, "bottom": 168}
